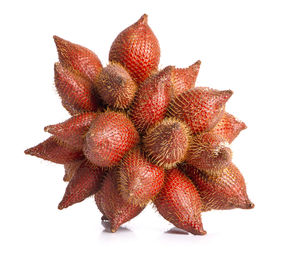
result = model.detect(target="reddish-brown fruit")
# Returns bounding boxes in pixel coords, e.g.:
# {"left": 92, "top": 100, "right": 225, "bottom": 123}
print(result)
{"left": 186, "top": 132, "right": 232, "bottom": 173}
{"left": 95, "top": 170, "right": 144, "bottom": 232}
{"left": 211, "top": 112, "right": 247, "bottom": 143}
{"left": 129, "top": 66, "right": 173, "bottom": 133}
{"left": 143, "top": 118, "right": 190, "bottom": 168}
{"left": 24, "top": 136, "right": 83, "bottom": 164}
{"left": 154, "top": 168, "right": 206, "bottom": 235}
{"left": 53, "top": 36, "right": 102, "bottom": 83}
{"left": 171, "top": 60, "right": 201, "bottom": 96}
{"left": 118, "top": 146, "right": 164, "bottom": 206}
{"left": 167, "top": 87, "right": 233, "bottom": 133}
{"left": 180, "top": 163, "right": 254, "bottom": 211}
{"left": 96, "top": 63, "right": 137, "bottom": 109}
{"left": 181, "top": 163, "right": 254, "bottom": 211}
{"left": 109, "top": 14, "right": 160, "bottom": 84}
{"left": 45, "top": 112, "right": 97, "bottom": 150}
{"left": 54, "top": 63, "right": 99, "bottom": 115}
{"left": 83, "top": 111, "right": 139, "bottom": 167}
{"left": 63, "top": 159, "right": 84, "bottom": 182}
{"left": 58, "top": 160, "right": 106, "bottom": 210}
{"left": 24, "top": 15, "right": 254, "bottom": 236}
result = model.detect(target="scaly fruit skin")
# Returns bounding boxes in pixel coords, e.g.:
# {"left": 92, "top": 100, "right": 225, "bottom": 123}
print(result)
{"left": 58, "top": 160, "right": 106, "bottom": 209}
{"left": 118, "top": 146, "right": 164, "bottom": 206}
{"left": 95, "top": 170, "right": 144, "bottom": 232}
{"left": 167, "top": 87, "right": 233, "bottom": 133}
{"left": 24, "top": 137, "right": 84, "bottom": 164}
{"left": 83, "top": 111, "right": 139, "bottom": 167}
{"left": 186, "top": 132, "right": 232, "bottom": 173}
{"left": 53, "top": 36, "right": 103, "bottom": 83}
{"left": 96, "top": 63, "right": 137, "bottom": 109}
{"left": 171, "top": 60, "right": 201, "bottom": 96}
{"left": 25, "top": 14, "right": 254, "bottom": 236}
{"left": 45, "top": 112, "right": 97, "bottom": 150}
{"left": 143, "top": 118, "right": 190, "bottom": 168}
{"left": 154, "top": 168, "right": 206, "bottom": 235}
{"left": 129, "top": 66, "right": 173, "bottom": 133}
{"left": 181, "top": 163, "right": 254, "bottom": 211}
{"left": 63, "top": 159, "right": 85, "bottom": 182}
{"left": 109, "top": 14, "right": 160, "bottom": 84}
{"left": 54, "top": 63, "right": 99, "bottom": 115}
{"left": 211, "top": 112, "right": 247, "bottom": 144}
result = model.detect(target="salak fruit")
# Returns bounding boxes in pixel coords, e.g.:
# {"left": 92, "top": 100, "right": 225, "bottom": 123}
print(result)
{"left": 25, "top": 14, "right": 254, "bottom": 235}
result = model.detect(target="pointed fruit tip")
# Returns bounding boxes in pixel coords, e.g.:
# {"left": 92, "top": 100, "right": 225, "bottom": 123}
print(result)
{"left": 246, "top": 201, "right": 255, "bottom": 209}
{"left": 110, "top": 222, "right": 120, "bottom": 233}
{"left": 241, "top": 121, "right": 247, "bottom": 130}
{"left": 53, "top": 35, "right": 62, "bottom": 46}
{"left": 220, "top": 89, "right": 233, "bottom": 101}
{"left": 110, "top": 226, "right": 117, "bottom": 233}
{"left": 192, "top": 227, "right": 207, "bottom": 235}
{"left": 44, "top": 125, "right": 51, "bottom": 133}
{"left": 199, "top": 230, "right": 207, "bottom": 236}
{"left": 58, "top": 202, "right": 66, "bottom": 210}
{"left": 24, "top": 147, "right": 35, "bottom": 155}
{"left": 192, "top": 60, "right": 201, "bottom": 68}
{"left": 239, "top": 199, "right": 255, "bottom": 209}
{"left": 137, "top": 14, "right": 148, "bottom": 25}
{"left": 225, "top": 89, "right": 233, "bottom": 97}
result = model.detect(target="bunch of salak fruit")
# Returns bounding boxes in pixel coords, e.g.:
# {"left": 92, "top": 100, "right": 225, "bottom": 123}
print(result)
{"left": 25, "top": 14, "right": 254, "bottom": 235}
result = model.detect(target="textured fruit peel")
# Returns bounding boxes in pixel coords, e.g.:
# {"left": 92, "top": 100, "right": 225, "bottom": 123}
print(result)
{"left": 25, "top": 14, "right": 253, "bottom": 236}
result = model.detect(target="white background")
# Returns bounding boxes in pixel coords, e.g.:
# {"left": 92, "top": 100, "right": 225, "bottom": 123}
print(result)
{"left": 1, "top": 0, "right": 299, "bottom": 252}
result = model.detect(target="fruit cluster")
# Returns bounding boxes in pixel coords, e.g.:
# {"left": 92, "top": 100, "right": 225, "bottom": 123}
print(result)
{"left": 25, "top": 14, "right": 254, "bottom": 235}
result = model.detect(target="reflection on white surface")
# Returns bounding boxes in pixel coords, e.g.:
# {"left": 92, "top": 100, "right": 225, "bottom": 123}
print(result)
{"left": 165, "top": 227, "right": 189, "bottom": 235}
{"left": 101, "top": 220, "right": 133, "bottom": 234}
